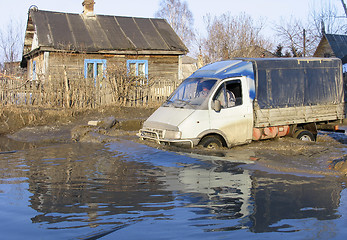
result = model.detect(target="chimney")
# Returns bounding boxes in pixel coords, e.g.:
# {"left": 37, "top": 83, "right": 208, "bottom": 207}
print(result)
{"left": 82, "top": 0, "right": 95, "bottom": 16}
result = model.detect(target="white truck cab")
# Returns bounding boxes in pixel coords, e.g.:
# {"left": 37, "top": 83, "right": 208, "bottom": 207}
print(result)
{"left": 138, "top": 60, "right": 256, "bottom": 148}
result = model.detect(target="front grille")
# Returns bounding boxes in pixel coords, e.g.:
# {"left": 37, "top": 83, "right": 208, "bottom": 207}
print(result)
{"left": 141, "top": 128, "right": 164, "bottom": 139}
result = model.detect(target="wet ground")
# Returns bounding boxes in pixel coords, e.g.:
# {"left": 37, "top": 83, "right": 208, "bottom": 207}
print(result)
{"left": 1, "top": 113, "right": 347, "bottom": 239}
{"left": 1, "top": 124, "right": 347, "bottom": 239}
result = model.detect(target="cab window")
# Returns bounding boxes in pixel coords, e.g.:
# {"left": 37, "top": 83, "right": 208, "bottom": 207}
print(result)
{"left": 213, "top": 80, "right": 242, "bottom": 108}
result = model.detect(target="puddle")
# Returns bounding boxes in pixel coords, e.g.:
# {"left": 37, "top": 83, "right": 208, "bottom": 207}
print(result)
{"left": 0, "top": 140, "right": 346, "bottom": 239}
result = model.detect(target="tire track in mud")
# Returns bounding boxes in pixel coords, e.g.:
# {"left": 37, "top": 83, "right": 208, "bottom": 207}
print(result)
{"left": 135, "top": 131, "right": 347, "bottom": 177}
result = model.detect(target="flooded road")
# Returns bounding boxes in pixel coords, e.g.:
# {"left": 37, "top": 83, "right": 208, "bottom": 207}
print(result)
{"left": 1, "top": 138, "right": 347, "bottom": 239}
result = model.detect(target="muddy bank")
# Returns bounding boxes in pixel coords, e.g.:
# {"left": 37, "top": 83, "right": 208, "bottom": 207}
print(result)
{"left": 2, "top": 105, "right": 347, "bottom": 176}
{"left": 0, "top": 105, "right": 154, "bottom": 150}
{"left": 0, "top": 106, "right": 155, "bottom": 135}
{"left": 134, "top": 131, "right": 347, "bottom": 176}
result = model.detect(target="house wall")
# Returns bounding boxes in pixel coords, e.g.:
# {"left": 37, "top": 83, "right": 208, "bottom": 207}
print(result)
{"left": 26, "top": 52, "right": 180, "bottom": 83}
{"left": 127, "top": 54, "right": 180, "bottom": 83}
{"left": 314, "top": 38, "right": 335, "bottom": 58}
{"left": 37, "top": 52, "right": 180, "bottom": 84}
{"left": 27, "top": 53, "right": 44, "bottom": 81}
{"left": 24, "top": 52, "right": 181, "bottom": 107}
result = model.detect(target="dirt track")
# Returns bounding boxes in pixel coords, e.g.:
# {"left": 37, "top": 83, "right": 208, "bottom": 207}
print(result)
{"left": 1, "top": 106, "right": 347, "bottom": 176}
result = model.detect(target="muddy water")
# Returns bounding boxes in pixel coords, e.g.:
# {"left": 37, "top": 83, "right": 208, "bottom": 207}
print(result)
{"left": 0, "top": 138, "right": 347, "bottom": 239}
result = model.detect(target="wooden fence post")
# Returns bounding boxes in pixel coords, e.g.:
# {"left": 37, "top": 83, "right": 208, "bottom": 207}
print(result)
{"left": 63, "top": 66, "right": 70, "bottom": 108}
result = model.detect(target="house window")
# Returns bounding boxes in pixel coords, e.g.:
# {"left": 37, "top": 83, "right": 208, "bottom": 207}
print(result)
{"left": 32, "top": 61, "right": 37, "bottom": 80}
{"left": 84, "top": 59, "right": 107, "bottom": 80}
{"left": 126, "top": 60, "right": 148, "bottom": 78}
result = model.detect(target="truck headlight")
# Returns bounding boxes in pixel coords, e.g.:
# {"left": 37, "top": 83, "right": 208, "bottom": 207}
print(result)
{"left": 164, "top": 130, "right": 182, "bottom": 139}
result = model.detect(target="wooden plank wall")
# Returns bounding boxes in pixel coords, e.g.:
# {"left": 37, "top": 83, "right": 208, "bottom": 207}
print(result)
{"left": 1, "top": 53, "right": 180, "bottom": 108}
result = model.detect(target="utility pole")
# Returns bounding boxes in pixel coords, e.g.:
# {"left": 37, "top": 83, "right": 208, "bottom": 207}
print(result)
{"left": 341, "top": 0, "right": 347, "bottom": 17}
{"left": 303, "top": 29, "right": 306, "bottom": 57}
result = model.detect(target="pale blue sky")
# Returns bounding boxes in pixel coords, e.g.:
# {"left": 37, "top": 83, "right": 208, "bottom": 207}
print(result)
{"left": 1, "top": 0, "right": 345, "bottom": 32}
{"left": 0, "top": 0, "right": 345, "bottom": 56}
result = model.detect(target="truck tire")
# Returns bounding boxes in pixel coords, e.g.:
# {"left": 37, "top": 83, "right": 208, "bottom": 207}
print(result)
{"left": 199, "top": 135, "right": 224, "bottom": 149}
{"left": 294, "top": 130, "right": 315, "bottom": 141}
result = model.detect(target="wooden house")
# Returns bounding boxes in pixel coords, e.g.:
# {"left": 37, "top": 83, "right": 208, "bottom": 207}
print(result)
{"left": 21, "top": 0, "right": 188, "bottom": 107}
{"left": 314, "top": 34, "right": 347, "bottom": 65}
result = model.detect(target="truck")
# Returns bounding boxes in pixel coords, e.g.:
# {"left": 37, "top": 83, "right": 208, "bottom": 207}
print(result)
{"left": 138, "top": 58, "right": 345, "bottom": 148}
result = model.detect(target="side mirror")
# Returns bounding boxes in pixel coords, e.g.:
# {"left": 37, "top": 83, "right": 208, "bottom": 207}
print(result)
{"left": 213, "top": 100, "right": 222, "bottom": 112}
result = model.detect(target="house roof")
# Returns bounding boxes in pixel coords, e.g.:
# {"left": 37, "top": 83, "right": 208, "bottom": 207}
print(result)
{"left": 230, "top": 45, "right": 275, "bottom": 58}
{"left": 315, "top": 34, "right": 347, "bottom": 64}
{"left": 23, "top": 9, "right": 188, "bottom": 57}
{"left": 325, "top": 34, "right": 347, "bottom": 60}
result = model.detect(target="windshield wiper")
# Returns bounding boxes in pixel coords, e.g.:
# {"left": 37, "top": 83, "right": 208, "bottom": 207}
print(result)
{"left": 174, "top": 99, "right": 196, "bottom": 109}
{"left": 162, "top": 99, "right": 174, "bottom": 107}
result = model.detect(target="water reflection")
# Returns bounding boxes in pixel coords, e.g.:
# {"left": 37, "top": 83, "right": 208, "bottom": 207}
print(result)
{"left": 28, "top": 144, "right": 176, "bottom": 228}
{"left": 0, "top": 140, "right": 345, "bottom": 239}
{"left": 250, "top": 171, "right": 342, "bottom": 233}
{"left": 158, "top": 159, "right": 342, "bottom": 234}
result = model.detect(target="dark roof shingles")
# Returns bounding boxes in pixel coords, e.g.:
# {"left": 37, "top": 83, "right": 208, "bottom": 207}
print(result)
{"left": 29, "top": 10, "right": 187, "bottom": 53}
{"left": 326, "top": 34, "right": 347, "bottom": 60}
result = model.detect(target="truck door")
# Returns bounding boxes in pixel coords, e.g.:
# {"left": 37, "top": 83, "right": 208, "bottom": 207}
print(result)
{"left": 209, "top": 78, "right": 253, "bottom": 146}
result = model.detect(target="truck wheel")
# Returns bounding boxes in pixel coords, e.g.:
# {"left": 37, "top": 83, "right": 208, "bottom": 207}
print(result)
{"left": 294, "top": 130, "right": 315, "bottom": 141}
{"left": 199, "top": 135, "right": 224, "bottom": 149}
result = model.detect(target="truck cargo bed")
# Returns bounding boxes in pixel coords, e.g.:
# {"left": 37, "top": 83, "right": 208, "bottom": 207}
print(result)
{"left": 254, "top": 103, "right": 344, "bottom": 127}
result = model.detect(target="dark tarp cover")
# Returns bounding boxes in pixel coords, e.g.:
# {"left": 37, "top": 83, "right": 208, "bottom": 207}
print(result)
{"left": 250, "top": 58, "right": 343, "bottom": 109}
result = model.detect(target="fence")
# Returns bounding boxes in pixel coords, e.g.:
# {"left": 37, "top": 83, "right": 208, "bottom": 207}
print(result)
{"left": 0, "top": 71, "right": 178, "bottom": 108}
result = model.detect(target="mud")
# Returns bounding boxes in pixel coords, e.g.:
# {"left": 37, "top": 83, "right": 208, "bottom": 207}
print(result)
{"left": 0, "top": 106, "right": 155, "bottom": 135}
{"left": 137, "top": 133, "right": 347, "bottom": 176}
{"left": 1, "top": 106, "right": 347, "bottom": 176}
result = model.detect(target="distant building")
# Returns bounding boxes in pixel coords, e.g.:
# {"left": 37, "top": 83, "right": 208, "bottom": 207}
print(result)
{"left": 314, "top": 33, "right": 347, "bottom": 106}
{"left": 2, "top": 61, "right": 23, "bottom": 76}
{"left": 314, "top": 34, "right": 347, "bottom": 72}
{"left": 229, "top": 45, "right": 275, "bottom": 59}
{"left": 179, "top": 55, "right": 198, "bottom": 81}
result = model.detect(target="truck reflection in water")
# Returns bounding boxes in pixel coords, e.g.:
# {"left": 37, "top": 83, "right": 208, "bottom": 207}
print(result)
{"left": 250, "top": 171, "right": 341, "bottom": 233}
{"left": 6, "top": 140, "right": 343, "bottom": 236}
{"left": 161, "top": 160, "right": 253, "bottom": 228}
{"left": 159, "top": 159, "right": 342, "bottom": 233}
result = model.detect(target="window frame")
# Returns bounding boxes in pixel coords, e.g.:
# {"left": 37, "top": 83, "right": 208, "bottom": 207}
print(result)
{"left": 213, "top": 79, "right": 243, "bottom": 109}
{"left": 32, "top": 60, "right": 37, "bottom": 80}
{"left": 126, "top": 60, "right": 148, "bottom": 78}
{"left": 84, "top": 59, "right": 107, "bottom": 79}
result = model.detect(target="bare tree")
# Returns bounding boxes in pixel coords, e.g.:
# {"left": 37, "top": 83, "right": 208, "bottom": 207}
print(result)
{"left": 273, "top": 17, "right": 319, "bottom": 57}
{"left": 201, "top": 12, "right": 272, "bottom": 63}
{"left": 155, "top": 0, "right": 195, "bottom": 50}
{"left": 0, "top": 18, "right": 24, "bottom": 66}
{"left": 273, "top": 0, "right": 347, "bottom": 57}
{"left": 310, "top": 0, "right": 347, "bottom": 35}
{"left": 107, "top": 62, "right": 159, "bottom": 106}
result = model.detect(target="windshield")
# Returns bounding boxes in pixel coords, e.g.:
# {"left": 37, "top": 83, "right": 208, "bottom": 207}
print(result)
{"left": 164, "top": 78, "right": 217, "bottom": 108}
